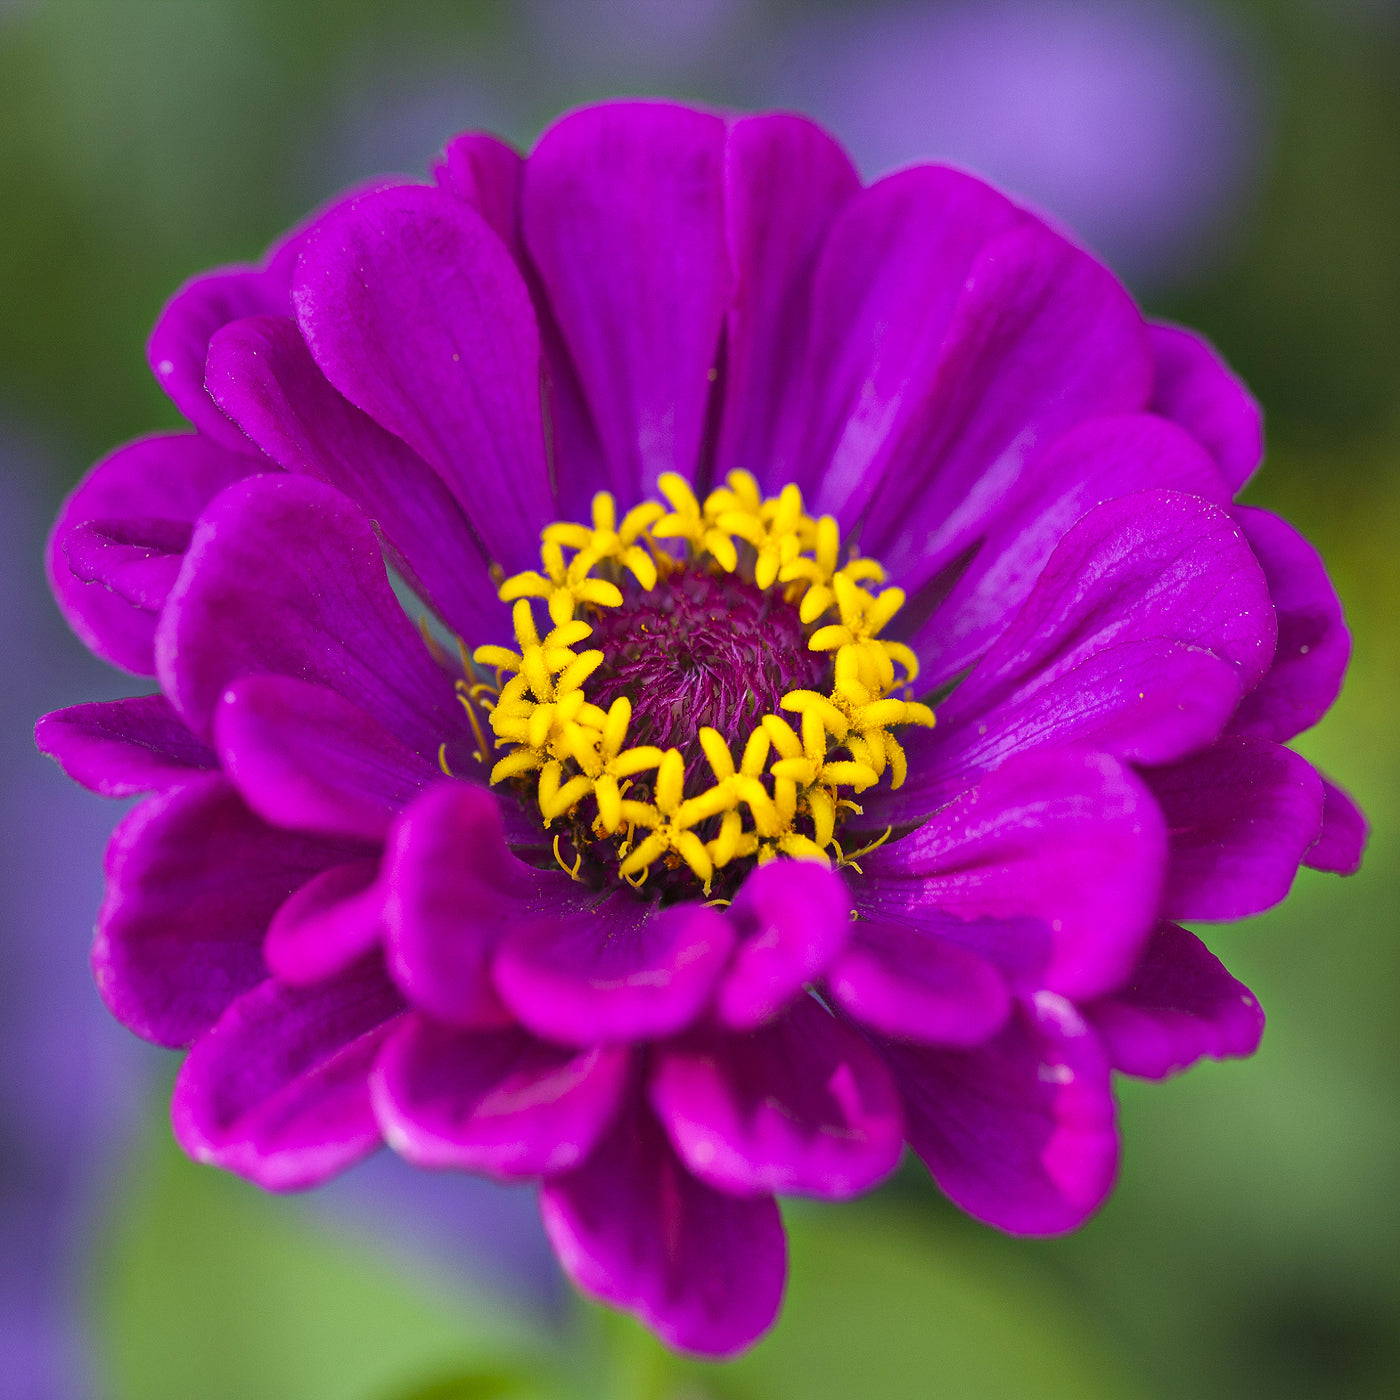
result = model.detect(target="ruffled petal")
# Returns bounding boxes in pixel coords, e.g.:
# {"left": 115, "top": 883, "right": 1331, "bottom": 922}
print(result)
{"left": 884, "top": 993, "right": 1118, "bottom": 1235}
{"left": 35, "top": 694, "right": 216, "bottom": 796}
{"left": 828, "top": 917, "right": 1011, "bottom": 1047}
{"left": 861, "top": 747, "right": 1166, "bottom": 1002}
{"left": 649, "top": 995, "right": 903, "bottom": 1199}
{"left": 206, "top": 313, "right": 506, "bottom": 642}
{"left": 293, "top": 183, "right": 554, "bottom": 571}
{"left": 372, "top": 1016, "right": 629, "bottom": 1178}
{"left": 48, "top": 432, "right": 261, "bottom": 674}
{"left": 1148, "top": 322, "right": 1262, "bottom": 491}
{"left": 383, "top": 782, "right": 552, "bottom": 1028}
{"left": 715, "top": 859, "right": 852, "bottom": 1031}
{"left": 156, "top": 473, "right": 465, "bottom": 757}
{"left": 93, "top": 775, "right": 351, "bottom": 1047}
{"left": 1145, "top": 736, "right": 1325, "bottom": 921}
{"left": 882, "top": 488, "right": 1275, "bottom": 820}
{"left": 214, "top": 674, "right": 438, "bottom": 843}
{"left": 264, "top": 858, "right": 384, "bottom": 985}
{"left": 906, "top": 413, "right": 1231, "bottom": 686}
{"left": 522, "top": 101, "right": 729, "bottom": 499}
{"left": 715, "top": 112, "right": 859, "bottom": 492}
{"left": 171, "top": 959, "right": 405, "bottom": 1191}
{"left": 1084, "top": 923, "right": 1264, "bottom": 1079}
{"left": 539, "top": 1091, "right": 785, "bottom": 1358}
{"left": 856, "top": 225, "right": 1156, "bottom": 593}
{"left": 1229, "top": 506, "right": 1350, "bottom": 743}
{"left": 1304, "top": 775, "right": 1367, "bottom": 875}
{"left": 494, "top": 894, "right": 735, "bottom": 1047}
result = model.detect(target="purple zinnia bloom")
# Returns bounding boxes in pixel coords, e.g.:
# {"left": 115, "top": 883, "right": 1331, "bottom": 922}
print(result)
{"left": 38, "top": 102, "right": 1364, "bottom": 1357}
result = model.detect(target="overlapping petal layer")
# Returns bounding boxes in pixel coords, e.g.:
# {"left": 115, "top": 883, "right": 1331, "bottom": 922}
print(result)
{"left": 40, "top": 100, "right": 1360, "bottom": 1361}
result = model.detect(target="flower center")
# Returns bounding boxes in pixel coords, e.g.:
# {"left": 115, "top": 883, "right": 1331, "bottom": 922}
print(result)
{"left": 466, "top": 471, "right": 935, "bottom": 901}
{"left": 587, "top": 567, "right": 830, "bottom": 767}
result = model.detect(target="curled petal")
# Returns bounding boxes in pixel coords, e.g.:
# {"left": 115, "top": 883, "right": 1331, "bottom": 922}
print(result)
{"left": 716, "top": 858, "right": 852, "bottom": 1030}
{"left": 494, "top": 895, "right": 734, "bottom": 1046}
{"left": 156, "top": 473, "right": 464, "bottom": 757}
{"left": 1304, "top": 776, "right": 1367, "bottom": 875}
{"left": 884, "top": 993, "right": 1118, "bottom": 1235}
{"left": 1148, "top": 322, "right": 1262, "bottom": 491}
{"left": 372, "top": 1017, "right": 629, "bottom": 1179}
{"left": 171, "top": 960, "right": 405, "bottom": 1191}
{"left": 35, "top": 694, "right": 216, "bottom": 796}
{"left": 264, "top": 858, "right": 384, "bottom": 986}
{"left": 1145, "top": 736, "right": 1325, "bottom": 921}
{"left": 649, "top": 995, "right": 903, "bottom": 1199}
{"left": 384, "top": 782, "right": 552, "bottom": 1028}
{"left": 863, "top": 747, "right": 1166, "bottom": 1002}
{"left": 1229, "top": 505, "right": 1350, "bottom": 744}
{"left": 828, "top": 917, "right": 1011, "bottom": 1046}
{"left": 94, "top": 775, "right": 351, "bottom": 1047}
{"left": 1084, "top": 923, "right": 1263, "bottom": 1079}
{"left": 540, "top": 1092, "right": 786, "bottom": 1358}
{"left": 48, "top": 432, "right": 259, "bottom": 675}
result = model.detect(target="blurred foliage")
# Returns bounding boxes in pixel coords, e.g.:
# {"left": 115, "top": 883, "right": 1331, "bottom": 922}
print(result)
{"left": 4, "top": 1, "right": 1400, "bottom": 1398}
{"left": 91, "top": 1105, "right": 549, "bottom": 1400}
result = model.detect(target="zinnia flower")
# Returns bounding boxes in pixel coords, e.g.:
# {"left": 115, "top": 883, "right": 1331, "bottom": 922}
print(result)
{"left": 37, "top": 102, "right": 1364, "bottom": 1357}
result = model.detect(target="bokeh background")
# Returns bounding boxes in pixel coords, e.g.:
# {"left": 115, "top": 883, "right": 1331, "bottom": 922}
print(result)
{"left": 2, "top": 1, "right": 1397, "bottom": 1396}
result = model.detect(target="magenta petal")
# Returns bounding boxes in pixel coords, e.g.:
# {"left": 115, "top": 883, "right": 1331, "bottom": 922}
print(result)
{"left": 779, "top": 164, "right": 1022, "bottom": 514}
{"left": 876, "top": 639, "right": 1245, "bottom": 828}
{"left": 828, "top": 918, "right": 1011, "bottom": 1047}
{"left": 908, "top": 413, "right": 1231, "bottom": 685}
{"left": 206, "top": 313, "right": 505, "bottom": 642}
{"left": 1146, "top": 736, "right": 1325, "bottom": 921}
{"left": 885, "top": 993, "right": 1118, "bottom": 1235}
{"left": 48, "top": 432, "right": 261, "bottom": 674}
{"left": 649, "top": 995, "right": 903, "bottom": 1200}
{"left": 1148, "top": 322, "right": 1263, "bottom": 491}
{"left": 384, "top": 783, "right": 550, "bottom": 1028}
{"left": 94, "top": 775, "right": 350, "bottom": 1047}
{"left": 1085, "top": 923, "right": 1264, "bottom": 1079}
{"left": 1305, "top": 776, "right": 1368, "bottom": 875}
{"left": 171, "top": 960, "right": 405, "bottom": 1192}
{"left": 863, "top": 748, "right": 1165, "bottom": 1001}
{"left": 1229, "top": 506, "right": 1350, "bottom": 744}
{"left": 539, "top": 1093, "right": 786, "bottom": 1358}
{"left": 716, "top": 859, "right": 852, "bottom": 1030}
{"left": 881, "top": 488, "right": 1276, "bottom": 821}
{"left": 523, "top": 102, "right": 728, "bottom": 497}
{"left": 716, "top": 112, "right": 859, "bottom": 491}
{"left": 215, "top": 674, "right": 436, "bottom": 842}
{"left": 433, "top": 131, "right": 524, "bottom": 255}
{"left": 942, "top": 490, "right": 1276, "bottom": 725}
{"left": 371, "top": 1016, "right": 629, "bottom": 1179}
{"left": 857, "top": 225, "right": 1156, "bottom": 588}
{"left": 495, "top": 895, "right": 735, "bottom": 1047}
{"left": 148, "top": 263, "right": 294, "bottom": 452}
{"left": 156, "top": 473, "right": 464, "bottom": 757}
{"left": 35, "top": 694, "right": 216, "bottom": 796}
{"left": 293, "top": 183, "right": 553, "bottom": 571}
{"left": 265, "top": 859, "right": 384, "bottom": 985}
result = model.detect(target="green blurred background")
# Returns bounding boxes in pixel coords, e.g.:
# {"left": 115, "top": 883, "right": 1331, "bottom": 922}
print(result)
{"left": 1, "top": 1, "right": 1397, "bottom": 1397}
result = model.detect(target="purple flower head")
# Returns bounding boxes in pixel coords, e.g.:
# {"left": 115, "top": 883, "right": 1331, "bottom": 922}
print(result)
{"left": 38, "top": 101, "right": 1364, "bottom": 1358}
